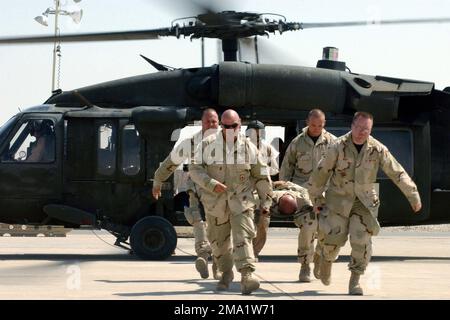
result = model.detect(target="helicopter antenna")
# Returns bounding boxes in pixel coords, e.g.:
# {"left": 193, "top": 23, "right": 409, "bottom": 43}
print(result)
{"left": 56, "top": 44, "right": 62, "bottom": 89}
{"left": 139, "top": 54, "right": 175, "bottom": 71}
{"left": 72, "top": 90, "right": 94, "bottom": 108}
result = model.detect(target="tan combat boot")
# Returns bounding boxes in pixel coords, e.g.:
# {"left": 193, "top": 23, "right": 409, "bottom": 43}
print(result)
{"left": 240, "top": 268, "right": 260, "bottom": 295}
{"left": 319, "top": 260, "right": 332, "bottom": 286}
{"left": 348, "top": 272, "right": 363, "bottom": 295}
{"left": 212, "top": 259, "right": 222, "bottom": 280}
{"left": 299, "top": 263, "right": 311, "bottom": 282}
{"left": 195, "top": 254, "right": 209, "bottom": 279}
{"left": 216, "top": 270, "right": 234, "bottom": 291}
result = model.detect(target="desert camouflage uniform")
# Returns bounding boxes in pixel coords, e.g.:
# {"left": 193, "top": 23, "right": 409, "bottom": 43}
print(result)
{"left": 153, "top": 130, "right": 211, "bottom": 257}
{"left": 280, "top": 127, "right": 336, "bottom": 186}
{"left": 307, "top": 132, "right": 421, "bottom": 274}
{"left": 189, "top": 132, "right": 272, "bottom": 273}
{"left": 250, "top": 139, "right": 279, "bottom": 256}
{"left": 263, "top": 181, "right": 315, "bottom": 264}
{"left": 279, "top": 127, "right": 336, "bottom": 260}
{"left": 254, "top": 139, "right": 279, "bottom": 177}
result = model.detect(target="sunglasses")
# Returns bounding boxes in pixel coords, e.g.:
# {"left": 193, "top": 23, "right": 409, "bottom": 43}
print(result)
{"left": 222, "top": 123, "right": 239, "bottom": 129}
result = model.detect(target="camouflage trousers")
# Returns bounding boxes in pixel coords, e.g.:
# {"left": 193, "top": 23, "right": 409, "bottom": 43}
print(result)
{"left": 253, "top": 213, "right": 270, "bottom": 257}
{"left": 253, "top": 211, "right": 322, "bottom": 263}
{"left": 319, "top": 198, "right": 380, "bottom": 274}
{"left": 185, "top": 195, "right": 212, "bottom": 257}
{"left": 294, "top": 211, "right": 320, "bottom": 264}
{"left": 205, "top": 204, "right": 257, "bottom": 273}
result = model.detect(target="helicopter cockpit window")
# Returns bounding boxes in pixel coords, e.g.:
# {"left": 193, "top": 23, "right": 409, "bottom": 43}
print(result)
{"left": 1, "top": 119, "right": 55, "bottom": 163}
{"left": 97, "top": 122, "right": 116, "bottom": 176}
{"left": 121, "top": 124, "right": 141, "bottom": 176}
{"left": 327, "top": 127, "right": 414, "bottom": 178}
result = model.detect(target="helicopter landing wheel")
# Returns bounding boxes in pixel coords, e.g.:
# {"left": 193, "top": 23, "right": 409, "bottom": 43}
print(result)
{"left": 130, "top": 216, "right": 177, "bottom": 260}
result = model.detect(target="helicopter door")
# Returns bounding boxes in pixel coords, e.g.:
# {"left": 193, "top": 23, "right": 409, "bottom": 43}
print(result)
{"left": 64, "top": 117, "right": 147, "bottom": 221}
{"left": 0, "top": 113, "right": 62, "bottom": 222}
{"left": 64, "top": 118, "right": 117, "bottom": 211}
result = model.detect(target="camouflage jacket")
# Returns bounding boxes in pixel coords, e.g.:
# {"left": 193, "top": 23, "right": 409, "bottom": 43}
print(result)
{"left": 279, "top": 127, "right": 336, "bottom": 187}
{"left": 153, "top": 130, "right": 204, "bottom": 189}
{"left": 270, "top": 181, "right": 313, "bottom": 218}
{"left": 307, "top": 132, "right": 421, "bottom": 218}
{"left": 247, "top": 138, "right": 280, "bottom": 176}
{"left": 189, "top": 132, "right": 273, "bottom": 218}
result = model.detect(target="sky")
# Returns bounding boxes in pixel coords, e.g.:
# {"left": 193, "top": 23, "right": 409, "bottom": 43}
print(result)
{"left": 0, "top": 0, "right": 449, "bottom": 124}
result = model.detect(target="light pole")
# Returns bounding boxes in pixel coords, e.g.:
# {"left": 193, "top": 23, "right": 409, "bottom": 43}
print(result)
{"left": 35, "top": 0, "right": 83, "bottom": 92}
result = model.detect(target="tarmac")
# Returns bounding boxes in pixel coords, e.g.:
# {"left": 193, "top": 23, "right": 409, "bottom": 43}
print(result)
{"left": 0, "top": 226, "right": 449, "bottom": 300}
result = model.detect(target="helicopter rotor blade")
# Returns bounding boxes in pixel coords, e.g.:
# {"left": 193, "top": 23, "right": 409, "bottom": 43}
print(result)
{"left": 0, "top": 28, "right": 174, "bottom": 44}
{"left": 1, "top": 11, "right": 449, "bottom": 46}
{"left": 300, "top": 17, "right": 450, "bottom": 29}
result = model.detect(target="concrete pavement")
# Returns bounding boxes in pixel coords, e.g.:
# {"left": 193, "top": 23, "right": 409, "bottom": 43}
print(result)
{"left": 0, "top": 227, "right": 449, "bottom": 300}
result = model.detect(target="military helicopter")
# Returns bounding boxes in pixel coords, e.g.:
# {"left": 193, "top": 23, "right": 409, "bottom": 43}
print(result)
{"left": 0, "top": 2, "right": 450, "bottom": 260}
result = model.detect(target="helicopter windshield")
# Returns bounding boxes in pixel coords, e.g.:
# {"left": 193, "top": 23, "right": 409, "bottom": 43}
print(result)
{"left": 1, "top": 118, "right": 56, "bottom": 163}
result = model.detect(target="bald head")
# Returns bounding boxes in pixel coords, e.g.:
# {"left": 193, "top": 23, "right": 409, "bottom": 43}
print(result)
{"left": 202, "top": 108, "right": 217, "bottom": 118}
{"left": 221, "top": 109, "right": 241, "bottom": 142}
{"left": 278, "top": 194, "right": 298, "bottom": 215}
{"left": 221, "top": 109, "right": 240, "bottom": 124}
{"left": 201, "top": 108, "right": 219, "bottom": 132}
{"left": 306, "top": 108, "right": 326, "bottom": 138}
{"left": 307, "top": 108, "right": 325, "bottom": 120}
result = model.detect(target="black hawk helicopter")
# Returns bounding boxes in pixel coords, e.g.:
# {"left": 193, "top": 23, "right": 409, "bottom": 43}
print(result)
{"left": 0, "top": 6, "right": 450, "bottom": 260}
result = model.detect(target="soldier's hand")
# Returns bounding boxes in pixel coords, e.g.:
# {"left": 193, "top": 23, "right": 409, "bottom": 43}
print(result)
{"left": 272, "top": 181, "right": 286, "bottom": 188}
{"left": 213, "top": 182, "right": 227, "bottom": 193}
{"left": 260, "top": 207, "right": 270, "bottom": 216}
{"left": 412, "top": 202, "right": 422, "bottom": 213}
{"left": 152, "top": 186, "right": 161, "bottom": 200}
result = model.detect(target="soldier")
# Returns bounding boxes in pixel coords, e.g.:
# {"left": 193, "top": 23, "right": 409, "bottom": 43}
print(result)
{"left": 307, "top": 111, "right": 422, "bottom": 295}
{"left": 25, "top": 120, "right": 55, "bottom": 162}
{"left": 152, "top": 108, "right": 221, "bottom": 280}
{"left": 189, "top": 109, "right": 273, "bottom": 295}
{"left": 245, "top": 120, "right": 279, "bottom": 177}
{"left": 255, "top": 180, "right": 314, "bottom": 259}
{"left": 279, "top": 109, "right": 336, "bottom": 282}
{"left": 245, "top": 120, "right": 279, "bottom": 258}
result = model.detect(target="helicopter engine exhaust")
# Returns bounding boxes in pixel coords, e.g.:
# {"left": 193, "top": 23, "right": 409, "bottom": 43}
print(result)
{"left": 218, "top": 61, "right": 346, "bottom": 114}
